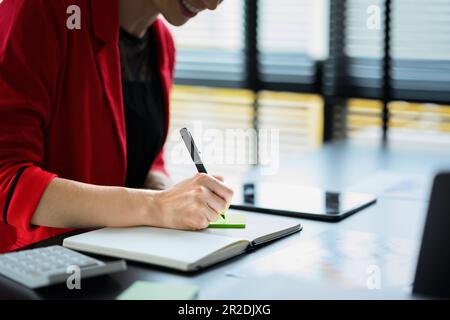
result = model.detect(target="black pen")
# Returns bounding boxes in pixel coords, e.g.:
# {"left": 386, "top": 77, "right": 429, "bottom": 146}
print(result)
{"left": 180, "top": 128, "right": 226, "bottom": 219}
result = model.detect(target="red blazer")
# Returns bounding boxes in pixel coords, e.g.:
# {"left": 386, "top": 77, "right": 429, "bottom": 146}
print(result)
{"left": 0, "top": 0, "right": 175, "bottom": 252}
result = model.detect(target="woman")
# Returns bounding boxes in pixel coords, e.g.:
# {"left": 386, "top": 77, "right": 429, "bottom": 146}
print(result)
{"left": 0, "top": 0, "right": 231, "bottom": 253}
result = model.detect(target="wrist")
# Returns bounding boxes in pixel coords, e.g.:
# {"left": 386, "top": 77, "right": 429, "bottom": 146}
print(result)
{"left": 137, "top": 189, "right": 165, "bottom": 227}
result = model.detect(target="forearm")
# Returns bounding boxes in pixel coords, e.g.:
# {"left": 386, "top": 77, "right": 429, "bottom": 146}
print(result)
{"left": 31, "top": 173, "right": 234, "bottom": 232}
{"left": 31, "top": 177, "right": 159, "bottom": 229}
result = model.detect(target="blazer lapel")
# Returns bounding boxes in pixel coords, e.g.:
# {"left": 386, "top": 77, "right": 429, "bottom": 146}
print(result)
{"left": 89, "top": 0, "right": 127, "bottom": 171}
{"left": 153, "top": 19, "right": 172, "bottom": 142}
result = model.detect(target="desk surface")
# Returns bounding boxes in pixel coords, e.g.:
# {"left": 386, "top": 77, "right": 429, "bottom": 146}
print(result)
{"left": 1, "top": 140, "right": 449, "bottom": 299}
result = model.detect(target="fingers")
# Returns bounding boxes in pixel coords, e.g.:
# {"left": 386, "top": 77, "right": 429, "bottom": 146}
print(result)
{"left": 189, "top": 210, "right": 210, "bottom": 230}
{"left": 204, "top": 204, "right": 220, "bottom": 222}
{"left": 192, "top": 202, "right": 215, "bottom": 229}
{"left": 195, "top": 173, "right": 233, "bottom": 204}
{"left": 200, "top": 186, "right": 227, "bottom": 214}
{"left": 192, "top": 186, "right": 222, "bottom": 219}
{"left": 158, "top": 174, "right": 233, "bottom": 231}
{"left": 213, "top": 175, "right": 224, "bottom": 182}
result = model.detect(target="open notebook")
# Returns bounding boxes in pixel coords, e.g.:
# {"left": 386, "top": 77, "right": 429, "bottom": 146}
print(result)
{"left": 63, "top": 211, "right": 302, "bottom": 272}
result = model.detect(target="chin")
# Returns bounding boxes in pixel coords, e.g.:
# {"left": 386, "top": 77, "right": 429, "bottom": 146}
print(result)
{"left": 162, "top": 14, "right": 189, "bottom": 27}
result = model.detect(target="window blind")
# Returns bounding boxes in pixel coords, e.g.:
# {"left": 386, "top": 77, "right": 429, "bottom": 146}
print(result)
{"left": 258, "top": 92, "right": 324, "bottom": 159}
{"left": 164, "top": 86, "right": 256, "bottom": 181}
{"left": 327, "top": 0, "right": 450, "bottom": 143}
{"left": 391, "top": 0, "right": 450, "bottom": 103}
{"left": 167, "top": 0, "right": 245, "bottom": 88}
{"left": 326, "top": 0, "right": 450, "bottom": 104}
{"left": 325, "top": 0, "right": 385, "bottom": 99}
{"left": 258, "top": 0, "right": 328, "bottom": 92}
{"left": 345, "top": 99, "right": 450, "bottom": 145}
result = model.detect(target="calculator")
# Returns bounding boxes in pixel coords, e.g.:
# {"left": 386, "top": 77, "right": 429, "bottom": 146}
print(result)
{"left": 0, "top": 245, "right": 126, "bottom": 289}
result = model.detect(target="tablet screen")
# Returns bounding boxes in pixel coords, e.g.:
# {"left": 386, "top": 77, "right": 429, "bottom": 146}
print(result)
{"left": 231, "top": 183, "right": 376, "bottom": 220}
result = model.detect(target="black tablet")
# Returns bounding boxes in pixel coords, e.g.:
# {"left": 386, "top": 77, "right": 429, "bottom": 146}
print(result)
{"left": 230, "top": 183, "right": 377, "bottom": 222}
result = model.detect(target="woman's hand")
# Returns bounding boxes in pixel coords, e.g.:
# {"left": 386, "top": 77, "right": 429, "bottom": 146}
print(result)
{"left": 31, "top": 174, "right": 231, "bottom": 231}
{"left": 144, "top": 171, "right": 173, "bottom": 190}
{"left": 149, "top": 173, "right": 233, "bottom": 231}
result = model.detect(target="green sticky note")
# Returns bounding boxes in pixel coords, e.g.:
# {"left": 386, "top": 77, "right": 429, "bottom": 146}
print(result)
{"left": 116, "top": 281, "right": 199, "bottom": 300}
{"left": 208, "top": 214, "right": 246, "bottom": 229}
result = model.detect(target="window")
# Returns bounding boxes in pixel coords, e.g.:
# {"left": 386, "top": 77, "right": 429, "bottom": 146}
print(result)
{"left": 165, "top": 86, "right": 256, "bottom": 181}
{"left": 258, "top": 0, "right": 329, "bottom": 92}
{"left": 163, "top": 1, "right": 327, "bottom": 179}
{"left": 391, "top": 0, "right": 450, "bottom": 103}
{"left": 168, "top": 0, "right": 245, "bottom": 88}
{"left": 324, "top": 0, "right": 385, "bottom": 99}
{"left": 326, "top": 0, "right": 450, "bottom": 143}
{"left": 258, "top": 92, "right": 323, "bottom": 158}
{"left": 388, "top": 102, "right": 450, "bottom": 145}
{"left": 345, "top": 99, "right": 450, "bottom": 145}
{"left": 163, "top": 0, "right": 450, "bottom": 173}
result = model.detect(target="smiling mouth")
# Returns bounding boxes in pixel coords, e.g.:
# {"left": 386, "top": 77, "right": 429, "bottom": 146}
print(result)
{"left": 179, "top": 0, "right": 203, "bottom": 17}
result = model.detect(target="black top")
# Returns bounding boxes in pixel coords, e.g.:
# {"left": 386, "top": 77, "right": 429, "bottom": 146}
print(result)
{"left": 119, "top": 27, "right": 165, "bottom": 188}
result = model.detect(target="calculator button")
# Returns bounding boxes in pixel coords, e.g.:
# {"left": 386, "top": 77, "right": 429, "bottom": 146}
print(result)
{"left": 0, "top": 245, "right": 119, "bottom": 289}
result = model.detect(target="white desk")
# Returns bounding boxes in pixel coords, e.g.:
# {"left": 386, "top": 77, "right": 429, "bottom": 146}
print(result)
{"left": 1, "top": 140, "right": 448, "bottom": 299}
